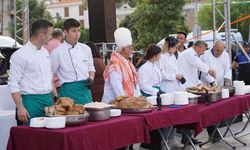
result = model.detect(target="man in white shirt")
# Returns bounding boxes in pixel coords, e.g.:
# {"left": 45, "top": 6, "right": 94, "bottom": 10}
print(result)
{"left": 51, "top": 18, "right": 95, "bottom": 104}
{"left": 201, "top": 40, "right": 231, "bottom": 87}
{"left": 178, "top": 40, "right": 216, "bottom": 89}
{"left": 177, "top": 40, "right": 216, "bottom": 145}
{"left": 102, "top": 27, "right": 140, "bottom": 103}
{"left": 8, "top": 19, "right": 56, "bottom": 124}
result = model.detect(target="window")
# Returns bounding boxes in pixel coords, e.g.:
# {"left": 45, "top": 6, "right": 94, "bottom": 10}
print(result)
{"left": 64, "top": 7, "right": 69, "bottom": 17}
{"left": 79, "top": 5, "right": 84, "bottom": 16}
{"left": 79, "top": 20, "right": 84, "bottom": 26}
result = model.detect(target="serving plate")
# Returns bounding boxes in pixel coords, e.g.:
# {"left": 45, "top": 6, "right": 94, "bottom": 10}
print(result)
{"left": 116, "top": 107, "right": 154, "bottom": 113}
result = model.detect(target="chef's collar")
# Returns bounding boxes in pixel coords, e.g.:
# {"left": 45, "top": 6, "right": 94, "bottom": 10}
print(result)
{"left": 64, "top": 40, "right": 78, "bottom": 49}
{"left": 28, "top": 41, "right": 42, "bottom": 51}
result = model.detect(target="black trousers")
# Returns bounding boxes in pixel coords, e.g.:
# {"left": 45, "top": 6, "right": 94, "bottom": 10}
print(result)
{"left": 141, "top": 129, "right": 162, "bottom": 150}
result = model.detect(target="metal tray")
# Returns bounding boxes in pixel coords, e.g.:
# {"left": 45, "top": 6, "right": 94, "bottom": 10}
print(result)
{"left": 119, "top": 107, "right": 153, "bottom": 113}
{"left": 47, "top": 112, "right": 90, "bottom": 126}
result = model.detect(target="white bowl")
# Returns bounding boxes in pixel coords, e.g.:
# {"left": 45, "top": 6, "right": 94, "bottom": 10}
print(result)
{"left": 110, "top": 109, "right": 121, "bottom": 117}
{"left": 30, "top": 117, "right": 47, "bottom": 128}
{"left": 146, "top": 96, "right": 157, "bottom": 105}
{"left": 45, "top": 116, "right": 66, "bottom": 129}
{"left": 160, "top": 93, "right": 174, "bottom": 105}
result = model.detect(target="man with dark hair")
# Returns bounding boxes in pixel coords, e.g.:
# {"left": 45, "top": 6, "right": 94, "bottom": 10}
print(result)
{"left": 8, "top": 19, "right": 57, "bottom": 124}
{"left": 51, "top": 18, "right": 95, "bottom": 104}
{"left": 175, "top": 31, "right": 188, "bottom": 59}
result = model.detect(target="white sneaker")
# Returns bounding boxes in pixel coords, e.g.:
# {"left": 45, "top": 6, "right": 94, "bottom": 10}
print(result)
{"left": 167, "top": 139, "right": 184, "bottom": 149}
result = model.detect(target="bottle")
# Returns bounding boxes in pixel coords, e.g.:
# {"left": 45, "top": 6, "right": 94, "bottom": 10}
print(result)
{"left": 156, "top": 92, "right": 162, "bottom": 111}
{"left": 205, "top": 90, "right": 210, "bottom": 105}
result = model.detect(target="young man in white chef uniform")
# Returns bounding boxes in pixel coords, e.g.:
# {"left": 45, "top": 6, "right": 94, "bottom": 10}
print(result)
{"left": 102, "top": 27, "right": 140, "bottom": 104}
{"left": 8, "top": 19, "right": 56, "bottom": 124}
{"left": 177, "top": 40, "right": 216, "bottom": 145}
{"left": 51, "top": 18, "right": 95, "bottom": 104}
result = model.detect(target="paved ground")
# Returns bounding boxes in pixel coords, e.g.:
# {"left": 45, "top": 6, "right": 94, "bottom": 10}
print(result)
{"left": 133, "top": 114, "right": 250, "bottom": 150}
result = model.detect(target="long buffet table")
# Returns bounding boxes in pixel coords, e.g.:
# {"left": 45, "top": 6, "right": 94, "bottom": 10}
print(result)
{"left": 7, "top": 94, "right": 250, "bottom": 150}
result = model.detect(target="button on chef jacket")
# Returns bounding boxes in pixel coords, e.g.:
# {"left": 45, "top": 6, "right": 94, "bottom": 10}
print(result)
{"left": 158, "top": 53, "right": 182, "bottom": 93}
{"left": 50, "top": 41, "right": 96, "bottom": 85}
{"left": 137, "top": 61, "right": 162, "bottom": 96}
{"left": 177, "top": 47, "right": 210, "bottom": 88}
{"left": 200, "top": 49, "right": 231, "bottom": 87}
{"left": 8, "top": 41, "right": 52, "bottom": 94}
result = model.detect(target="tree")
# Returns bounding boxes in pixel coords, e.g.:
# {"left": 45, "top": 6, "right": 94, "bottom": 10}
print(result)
{"left": 119, "top": 0, "right": 188, "bottom": 49}
{"left": 198, "top": 0, "right": 250, "bottom": 40}
{"left": 15, "top": 0, "right": 52, "bottom": 43}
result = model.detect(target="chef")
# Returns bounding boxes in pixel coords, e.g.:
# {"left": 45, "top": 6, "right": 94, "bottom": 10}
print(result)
{"left": 159, "top": 36, "right": 185, "bottom": 93}
{"left": 137, "top": 44, "right": 162, "bottom": 96}
{"left": 177, "top": 40, "right": 216, "bottom": 89}
{"left": 200, "top": 40, "right": 231, "bottom": 87}
{"left": 8, "top": 19, "right": 56, "bottom": 123}
{"left": 102, "top": 27, "right": 140, "bottom": 104}
{"left": 51, "top": 18, "right": 95, "bottom": 104}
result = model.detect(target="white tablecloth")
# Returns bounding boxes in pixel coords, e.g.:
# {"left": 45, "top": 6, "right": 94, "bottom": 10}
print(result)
{"left": 0, "top": 85, "right": 15, "bottom": 110}
{"left": 0, "top": 110, "right": 16, "bottom": 150}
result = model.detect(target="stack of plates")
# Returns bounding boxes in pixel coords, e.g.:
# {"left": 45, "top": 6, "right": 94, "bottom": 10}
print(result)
{"left": 30, "top": 116, "right": 66, "bottom": 129}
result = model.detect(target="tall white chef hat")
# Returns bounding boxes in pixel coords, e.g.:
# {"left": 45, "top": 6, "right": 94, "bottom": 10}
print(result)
{"left": 114, "top": 27, "right": 132, "bottom": 49}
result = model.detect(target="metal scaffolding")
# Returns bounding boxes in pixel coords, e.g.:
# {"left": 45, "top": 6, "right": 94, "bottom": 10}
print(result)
{"left": 14, "top": 0, "right": 29, "bottom": 45}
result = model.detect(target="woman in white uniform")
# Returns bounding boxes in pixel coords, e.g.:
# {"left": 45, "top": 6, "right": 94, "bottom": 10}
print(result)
{"left": 158, "top": 36, "right": 185, "bottom": 93}
{"left": 137, "top": 44, "right": 162, "bottom": 97}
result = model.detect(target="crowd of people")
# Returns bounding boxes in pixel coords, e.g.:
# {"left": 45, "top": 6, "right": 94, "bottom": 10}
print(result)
{"left": 7, "top": 18, "right": 250, "bottom": 149}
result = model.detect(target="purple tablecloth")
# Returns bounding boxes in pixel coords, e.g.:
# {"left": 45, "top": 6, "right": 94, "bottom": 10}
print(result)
{"left": 7, "top": 116, "right": 145, "bottom": 150}
{"left": 194, "top": 95, "right": 249, "bottom": 136}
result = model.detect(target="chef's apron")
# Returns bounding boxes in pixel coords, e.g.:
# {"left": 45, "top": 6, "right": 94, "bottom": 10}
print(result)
{"left": 22, "top": 93, "right": 53, "bottom": 120}
{"left": 59, "top": 80, "right": 92, "bottom": 104}
{"left": 141, "top": 86, "right": 160, "bottom": 97}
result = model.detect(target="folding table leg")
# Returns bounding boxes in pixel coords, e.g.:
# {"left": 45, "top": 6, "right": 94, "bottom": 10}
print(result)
{"left": 235, "top": 111, "right": 250, "bottom": 135}
{"left": 184, "top": 133, "right": 197, "bottom": 150}
{"left": 216, "top": 124, "right": 236, "bottom": 150}
{"left": 200, "top": 122, "right": 220, "bottom": 147}
{"left": 223, "top": 116, "right": 238, "bottom": 137}
{"left": 158, "top": 129, "right": 170, "bottom": 150}
{"left": 223, "top": 120, "right": 247, "bottom": 146}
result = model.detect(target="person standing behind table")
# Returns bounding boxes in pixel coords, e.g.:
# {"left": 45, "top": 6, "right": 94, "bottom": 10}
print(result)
{"left": 158, "top": 36, "right": 186, "bottom": 93}
{"left": 174, "top": 31, "right": 188, "bottom": 59}
{"left": 177, "top": 40, "right": 216, "bottom": 89}
{"left": 102, "top": 27, "right": 140, "bottom": 104}
{"left": 232, "top": 41, "right": 250, "bottom": 85}
{"left": 44, "top": 28, "right": 64, "bottom": 92}
{"left": 136, "top": 44, "right": 163, "bottom": 150}
{"left": 8, "top": 19, "right": 56, "bottom": 124}
{"left": 137, "top": 44, "right": 162, "bottom": 97}
{"left": 51, "top": 18, "right": 96, "bottom": 104}
{"left": 43, "top": 28, "right": 64, "bottom": 54}
{"left": 200, "top": 40, "right": 231, "bottom": 87}
{"left": 85, "top": 41, "right": 106, "bottom": 102}
{"left": 177, "top": 40, "right": 216, "bottom": 145}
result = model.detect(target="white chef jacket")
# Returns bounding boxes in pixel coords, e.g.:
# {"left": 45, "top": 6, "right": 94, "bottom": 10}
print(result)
{"left": 50, "top": 41, "right": 95, "bottom": 85}
{"left": 137, "top": 61, "right": 162, "bottom": 96}
{"left": 200, "top": 49, "right": 231, "bottom": 87}
{"left": 177, "top": 47, "right": 210, "bottom": 88}
{"left": 102, "top": 59, "right": 141, "bottom": 104}
{"left": 158, "top": 53, "right": 182, "bottom": 93}
{"left": 8, "top": 41, "right": 52, "bottom": 94}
